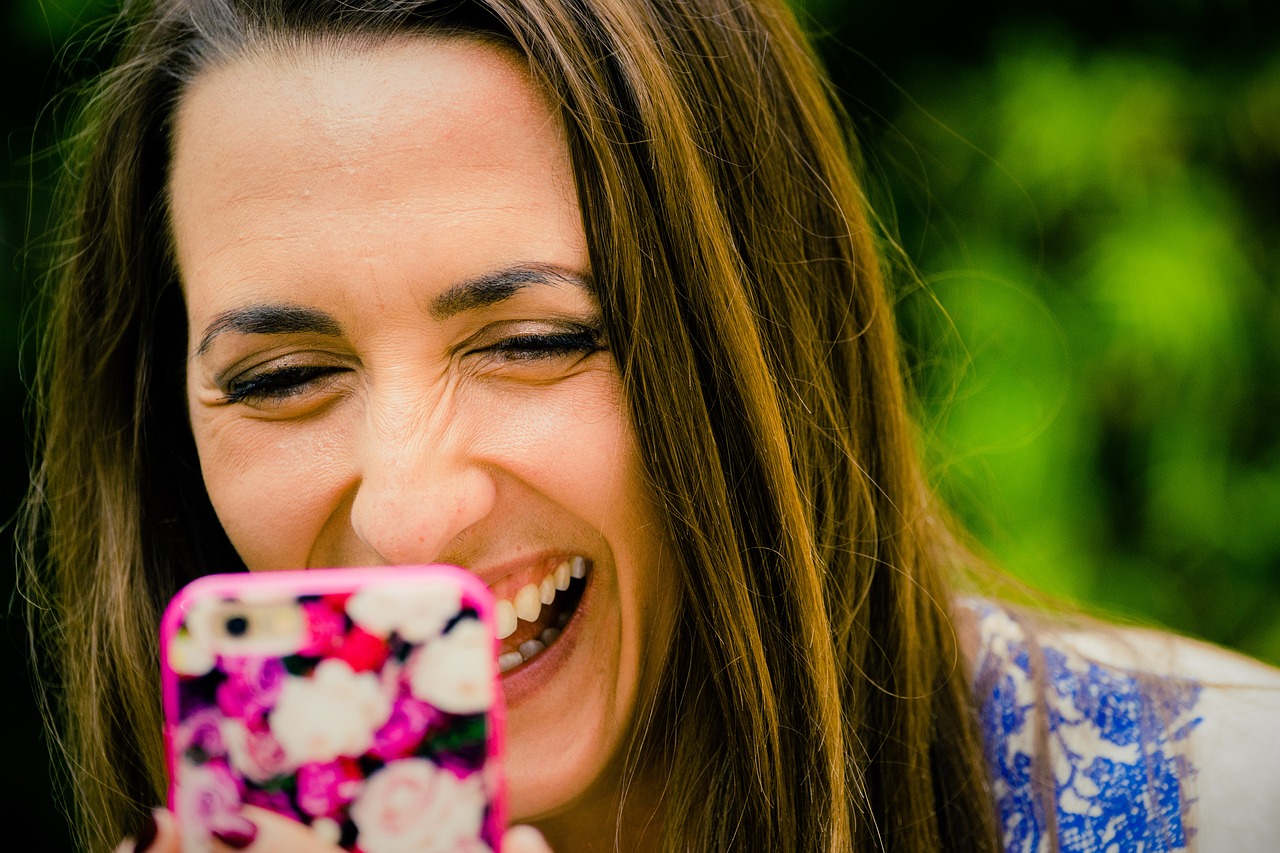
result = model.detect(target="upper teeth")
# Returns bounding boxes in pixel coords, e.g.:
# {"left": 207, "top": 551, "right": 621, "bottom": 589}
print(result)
{"left": 514, "top": 584, "right": 541, "bottom": 622}
{"left": 494, "top": 556, "right": 586, "bottom": 640}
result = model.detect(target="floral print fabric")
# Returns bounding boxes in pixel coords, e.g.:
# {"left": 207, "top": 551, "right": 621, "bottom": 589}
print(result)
{"left": 966, "top": 601, "right": 1204, "bottom": 853}
{"left": 163, "top": 572, "right": 500, "bottom": 853}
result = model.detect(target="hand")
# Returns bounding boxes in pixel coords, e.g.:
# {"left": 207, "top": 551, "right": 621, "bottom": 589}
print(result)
{"left": 116, "top": 807, "right": 555, "bottom": 852}
{"left": 114, "top": 808, "right": 331, "bottom": 853}
{"left": 502, "top": 825, "right": 556, "bottom": 853}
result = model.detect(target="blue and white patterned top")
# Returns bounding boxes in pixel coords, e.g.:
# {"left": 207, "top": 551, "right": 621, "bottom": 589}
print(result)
{"left": 966, "top": 601, "right": 1207, "bottom": 853}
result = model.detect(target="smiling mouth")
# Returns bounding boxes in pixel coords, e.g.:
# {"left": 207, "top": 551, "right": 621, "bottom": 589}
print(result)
{"left": 494, "top": 556, "right": 590, "bottom": 674}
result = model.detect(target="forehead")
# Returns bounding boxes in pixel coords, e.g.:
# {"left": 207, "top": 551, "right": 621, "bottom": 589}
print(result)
{"left": 167, "top": 35, "right": 583, "bottom": 309}
{"left": 171, "top": 34, "right": 557, "bottom": 173}
{"left": 170, "top": 34, "right": 567, "bottom": 203}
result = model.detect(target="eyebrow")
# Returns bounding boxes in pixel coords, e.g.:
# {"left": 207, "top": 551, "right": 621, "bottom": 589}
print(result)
{"left": 429, "top": 264, "right": 591, "bottom": 319}
{"left": 194, "top": 264, "right": 593, "bottom": 355}
{"left": 196, "top": 304, "right": 342, "bottom": 355}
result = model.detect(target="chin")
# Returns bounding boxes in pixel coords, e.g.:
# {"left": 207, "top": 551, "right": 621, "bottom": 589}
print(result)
{"left": 492, "top": 554, "right": 640, "bottom": 820}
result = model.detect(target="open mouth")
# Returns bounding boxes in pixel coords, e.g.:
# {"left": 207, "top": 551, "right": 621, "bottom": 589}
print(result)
{"left": 494, "top": 556, "right": 590, "bottom": 674}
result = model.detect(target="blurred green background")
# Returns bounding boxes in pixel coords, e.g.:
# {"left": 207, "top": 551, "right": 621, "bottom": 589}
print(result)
{"left": 795, "top": 0, "right": 1280, "bottom": 667}
{"left": 4, "top": 0, "right": 1279, "bottom": 847}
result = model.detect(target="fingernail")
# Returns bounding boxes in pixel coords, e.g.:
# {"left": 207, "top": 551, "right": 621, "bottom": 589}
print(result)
{"left": 132, "top": 811, "right": 159, "bottom": 853}
{"left": 212, "top": 822, "right": 258, "bottom": 849}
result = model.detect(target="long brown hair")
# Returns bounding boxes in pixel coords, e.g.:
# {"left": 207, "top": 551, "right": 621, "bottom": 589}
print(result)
{"left": 24, "top": 1, "right": 999, "bottom": 850}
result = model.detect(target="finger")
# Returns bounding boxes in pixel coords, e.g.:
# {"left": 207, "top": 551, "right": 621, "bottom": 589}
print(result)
{"left": 503, "top": 824, "right": 555, "bottom": 853}
{"left": 114, "top": 809, "right": 179, "bottom": 853}
{"left": 212, "top": 806, "right": 342, "bottom": 852}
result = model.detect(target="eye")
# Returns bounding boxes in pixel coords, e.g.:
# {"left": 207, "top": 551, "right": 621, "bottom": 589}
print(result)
{"left": 222, "top": 364, "right": 348, "bottom": 406}
{"left": 476, "top": 327, "right": 605, "bottom": 362}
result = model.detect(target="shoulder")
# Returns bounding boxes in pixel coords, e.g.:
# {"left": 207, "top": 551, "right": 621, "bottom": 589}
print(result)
{"left": 1072, "top": 623, "right": 1280, "bottom": 851}
{"left": 957, "top": 597, "right": 1280, "bottom": 853}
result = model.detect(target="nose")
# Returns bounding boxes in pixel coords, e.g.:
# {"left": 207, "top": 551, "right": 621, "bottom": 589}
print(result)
{"left": 347, "top": 400, "right": 496, "bottom": 566}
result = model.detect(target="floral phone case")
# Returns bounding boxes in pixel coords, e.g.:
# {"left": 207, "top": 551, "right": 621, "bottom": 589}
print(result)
{"left": 160, "top": 566, "right": 505, "bottom": 853}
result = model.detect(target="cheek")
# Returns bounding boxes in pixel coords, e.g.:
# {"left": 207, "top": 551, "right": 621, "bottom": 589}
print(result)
{"left": 498, "top": 379, "right": 676, "bottom": 655}
{"left": 476, "top": 377, "right": 637, "bottom": 523}
{"left": 192, "top": 411, "right": 355, "bottom": 570}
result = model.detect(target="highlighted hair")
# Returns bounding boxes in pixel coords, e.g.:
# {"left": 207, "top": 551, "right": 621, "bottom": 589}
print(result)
{"left": 25, "top": 1, "right": 998, "bottom": 850}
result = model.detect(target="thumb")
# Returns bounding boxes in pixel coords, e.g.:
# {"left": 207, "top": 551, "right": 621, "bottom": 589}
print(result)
{"left": 503, "top": 824, "right": 554, "bottom": 853}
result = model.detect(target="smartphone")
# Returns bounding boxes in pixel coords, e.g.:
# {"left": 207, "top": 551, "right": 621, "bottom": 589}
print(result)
{"left": 160, "top": 565, "right": 506, "bottom": 852}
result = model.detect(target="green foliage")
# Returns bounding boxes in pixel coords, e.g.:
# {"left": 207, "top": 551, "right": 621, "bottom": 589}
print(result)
{"left": 9, "top": 0, "right": 116, "bottom": 45}
{"left": 803, "top": 14, "right": 1280, "bottom": 664}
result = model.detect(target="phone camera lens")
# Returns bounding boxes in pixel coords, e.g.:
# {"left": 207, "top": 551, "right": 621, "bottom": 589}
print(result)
{"left": 225, "top": 614, "right": 250, "bottom": 637}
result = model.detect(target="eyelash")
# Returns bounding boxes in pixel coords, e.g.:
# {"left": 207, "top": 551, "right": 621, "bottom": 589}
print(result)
{"left": 478, "top": 328, "right": 604, "bottom": 361}
{"left": 220, "top": 328, "right": 605, "bottom": 405}
{"left": 223, "top": 365, "right": 345, "bottom": 404}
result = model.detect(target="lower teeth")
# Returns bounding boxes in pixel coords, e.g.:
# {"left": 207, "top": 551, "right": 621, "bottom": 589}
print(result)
{"left": 497, "top": 569, "right": 587, "bottom": 674}
{"left": 499, "top": 625, "right": 571, "bottom": 674}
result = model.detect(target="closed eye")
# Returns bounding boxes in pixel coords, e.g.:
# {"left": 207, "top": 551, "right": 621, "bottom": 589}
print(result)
{"left": 476, "top": 328, "right": 605, "bottom": 361}
{"left": 222, "top": 364, "right": 348, "bottom": 405}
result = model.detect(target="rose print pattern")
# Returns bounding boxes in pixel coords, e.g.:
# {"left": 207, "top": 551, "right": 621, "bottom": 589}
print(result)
{"left": 409, "top": 619, "right": 495, "bottom": 715}
{"left": 349, "top": 758, "right": 490, "bottom": 853}
{"left": 272, "top": 658, "right": 395, "bottom": 765}
{"left": 164, "top": 572, "right": 500, "bottom": 852}
{"left": 348, "top": 581, "right": 464, "bottom": 643}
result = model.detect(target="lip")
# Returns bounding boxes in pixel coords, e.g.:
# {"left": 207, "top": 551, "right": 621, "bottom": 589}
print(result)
{"left": 496, "top": 557, "right": 595, "bottom": 708}
{"left": 471, "top": 551, "right": 580, "bottom": 600}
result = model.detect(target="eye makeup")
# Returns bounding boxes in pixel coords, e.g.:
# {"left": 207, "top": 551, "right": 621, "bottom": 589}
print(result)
{"left": 474, "top": 325, "right": 605, "bottom": 361}
{"left": 221, "top": 363, "right": 350, "bottom": 405}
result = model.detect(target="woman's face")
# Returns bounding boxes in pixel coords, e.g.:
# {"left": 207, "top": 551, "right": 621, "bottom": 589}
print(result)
{"left": 171, "top": 37, "right": 675, "bottom": 822}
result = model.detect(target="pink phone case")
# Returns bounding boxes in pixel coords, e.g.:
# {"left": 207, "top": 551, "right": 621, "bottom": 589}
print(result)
{"left": 160, "top": 565, "right": 506, "bottom": 853}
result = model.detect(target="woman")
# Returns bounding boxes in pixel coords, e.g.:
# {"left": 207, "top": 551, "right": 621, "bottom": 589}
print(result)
{"left": 23, "top": 0, "right": 1280, "bottom": 851}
